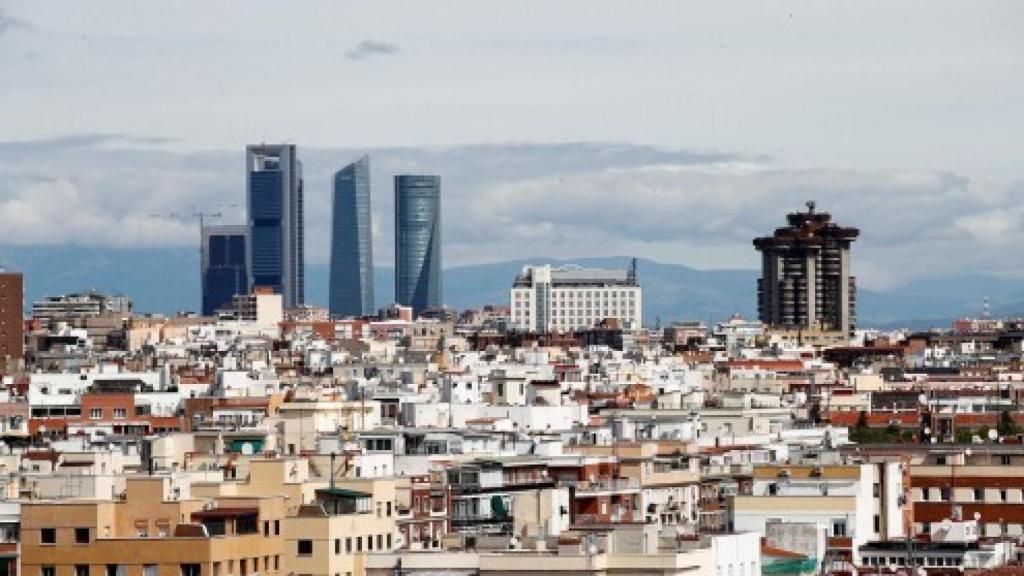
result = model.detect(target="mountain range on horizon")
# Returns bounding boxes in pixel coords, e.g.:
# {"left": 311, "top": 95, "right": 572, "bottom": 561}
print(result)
{"left": 0, "top": 244, "right": 1019, "bottom": 330}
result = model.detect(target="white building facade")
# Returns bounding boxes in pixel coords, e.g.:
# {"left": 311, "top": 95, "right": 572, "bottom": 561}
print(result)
{"left": 510, "top": 265, "right": 642, "bottom": 333}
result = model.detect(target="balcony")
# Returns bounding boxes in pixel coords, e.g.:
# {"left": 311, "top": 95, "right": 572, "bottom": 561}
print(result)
{"left": 561, "top": 478, "right": 640, "bottom": 495}
{"left": 451, "top": 513, "right": 512, "bottom": 525}
{"left": 573, "top": 511, "right": 642, "bottom": 525}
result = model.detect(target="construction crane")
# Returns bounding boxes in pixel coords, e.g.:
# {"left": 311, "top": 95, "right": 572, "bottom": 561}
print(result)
{"left": 148, "top": 204, "right": 242, "bottom": 243}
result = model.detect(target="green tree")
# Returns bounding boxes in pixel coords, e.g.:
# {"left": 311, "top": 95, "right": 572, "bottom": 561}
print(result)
{"left": 997, "top": 410, "right": 1020, "bottom": 438}
{"left": 956, "top": 428, "right": 975, "bottom": 444}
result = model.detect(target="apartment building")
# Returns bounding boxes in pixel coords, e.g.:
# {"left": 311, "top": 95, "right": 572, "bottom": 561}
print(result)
{"left": 365, "top": 523, "right": 756, "bottom": 576}
{"left": 395, "top": 474, "right": 448, "bottom": 550}
{"left": 21, "top": 476, "right": 287, "bottom": 576}
{"left": 910, "top": 445, "right": 1024, "bottom": 538}
{"left": 286, "top": 480, "right": 399, "bottom": 576}
{"left": 731, "top": 461, "right": 909, "bottom": 567}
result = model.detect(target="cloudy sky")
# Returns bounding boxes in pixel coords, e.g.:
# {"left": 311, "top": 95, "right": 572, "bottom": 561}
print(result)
{"left": 0, "top": 0, "right": 1022, "bottom": 290}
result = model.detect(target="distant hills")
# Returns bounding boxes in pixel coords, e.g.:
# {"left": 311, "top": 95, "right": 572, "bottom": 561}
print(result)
{"left": 0, "top": 244, "right": 1019, "bottom": 330}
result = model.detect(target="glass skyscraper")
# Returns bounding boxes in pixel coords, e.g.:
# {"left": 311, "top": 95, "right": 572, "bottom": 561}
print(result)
{"left": 201, "top": 225, "right": 249, "bottom": 316}
{"left": 394, "top": 175, "right": 442, "bottom": 315}
{"left": 329, "top": 156, "right": 375, "bottom": 317}
{"left": 246, "top": 144, "right": 304, "bottom": 308}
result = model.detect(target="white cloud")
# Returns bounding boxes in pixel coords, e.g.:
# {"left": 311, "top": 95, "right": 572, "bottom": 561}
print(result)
{"left": 345, "top": 39, "right": 400, "bottom": 61}
{"left": 0, "top": 138, "right": 1021, "bottom": 291}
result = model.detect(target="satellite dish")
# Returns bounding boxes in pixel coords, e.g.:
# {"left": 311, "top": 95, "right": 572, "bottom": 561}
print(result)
{"left": 241, "top": 443, "right": 254, "bottom": 456}
{"left": 988, "top": 429, "right": 999, "bottom": 441}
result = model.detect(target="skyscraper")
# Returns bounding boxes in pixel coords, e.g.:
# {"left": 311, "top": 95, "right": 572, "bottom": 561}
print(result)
{"left": 394, "top": 175, "right": 442, "bottom": 316}
{"left": 753, "top": 201, "right": 859, "bottom": 334}
{"left": 329, "top": 156, "right": 374, "bottom": 317}
{"left": 201, "top": 224, "right": 249, "bottom": 316}
{"left": 246, "top": 144, "right": 304, "bottom": 308}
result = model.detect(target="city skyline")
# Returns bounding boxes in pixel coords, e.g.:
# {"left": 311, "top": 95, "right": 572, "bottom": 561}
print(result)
{"left": 3, "top": 5, "right": 1024, "bottom": 576}
{"left": 0, "top": 1, "right": 1022, "bottom": 294}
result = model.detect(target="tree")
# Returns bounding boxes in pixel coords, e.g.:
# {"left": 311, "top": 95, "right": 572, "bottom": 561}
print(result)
{"left": 997, "top": 410, "right": 1020, "bottom": 438}
{"left": 855, "top": 411, "right": 869, "bottom": 431}
{"left": 956, "top": 428, "right": 975, "bottom": 444}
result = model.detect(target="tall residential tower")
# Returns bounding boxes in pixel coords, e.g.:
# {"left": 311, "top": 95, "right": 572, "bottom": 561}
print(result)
{"left": 329, "top": 156, "right": 374, "bottom": 317}
{"left": 394, "top": 175, "right": 442, "bottom": 316}
{"left": 753, "top": 201, "right": 859, "bottom": 334}
{"left": 0, "top": 271, "right": 23, "bottom": 367}
{"left": 246, "top": 144, "right": 304, "bottom": 308}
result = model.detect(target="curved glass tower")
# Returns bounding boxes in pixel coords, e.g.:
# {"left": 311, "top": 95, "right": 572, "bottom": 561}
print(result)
{"left": 394, "top": 175, "right": 441, "bottom": 315}
{"left": 329, "top": 156, "right": 374, "bottom": 317}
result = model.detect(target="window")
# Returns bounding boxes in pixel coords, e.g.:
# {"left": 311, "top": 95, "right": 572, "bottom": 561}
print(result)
{"left": 975, "top": 488, "right": 984, "bottom": 501}
{"left": 180, "top": 565, "right": 201, "bottom": 576}
{"left": 368, "top": 535, "right": 374, "bottom": 551}
{"left": 345, "top": 537, "right": 352, "bottom": 553}
{"left": 41, "top": 528, "right": 56, "bottom": 544}
{"left": 76, "top": 566, "right": 89, "bottom": 576}
{"left": 112, "top": 408, "right": 127, "bottom": 419}
{"left": 873, "top": 515, "right": 881, "bottom": 533}
{"left": 75, "top": 528, "right": 90, "bottom": 544}
{"left": 922, "top": 488, "right": 930, "bottom": 501}
{"left": 1001, "top": 489, "right": 1008, "bottom": 502}
{"left": 274, "top": 520, "right": 280, "bottom": 535}
{"left": 41, "top": 568, "right": 56, "bottom": 576}
{"left": 106, "top": 566, "right": 126, "bottom": 576}
{"left": 263, "top": 521, "right": 269, "bottom": 536}
{"left": 356, "top": 537, "right": 363, "bottom": 552}
{"left": 940, "top": 487, "right": 951, "bottom": 501}
{"left": 298, "top": 540, "right": 313, "bottom": 556}
{"left": 387, "top": 502, "right": 392, "bottom": 517}
{"left": 832, "top": 519, "right": 847, "bottom": 537}
{"left": 90, "top": 408, "right": 102, "bottom": 419}
{"left": 376, "top": 534, "right": 382, "bottom": 550}
{"left": 1001, "top": 455, "right": 1012, "bottom": 466}
{"left": 335, "top": 538, "right": 340, "bottom": 554}
{"left": 936, "top": 456, "right": 947, "bottom": 466}
{"left": 386, "top": 533, "right": 392, "bottom": 549}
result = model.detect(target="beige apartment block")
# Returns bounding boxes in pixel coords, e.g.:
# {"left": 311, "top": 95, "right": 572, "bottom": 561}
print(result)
{"left": 22, "top": 476, "right": 287, "bottom": 576}
{"left": 285, "top": 479, "right": 399, "bottom": 576}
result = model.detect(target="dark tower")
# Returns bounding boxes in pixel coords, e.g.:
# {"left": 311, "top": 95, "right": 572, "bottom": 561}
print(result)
{"left": 753, "top": 202, "right": 859, "bottom": 334}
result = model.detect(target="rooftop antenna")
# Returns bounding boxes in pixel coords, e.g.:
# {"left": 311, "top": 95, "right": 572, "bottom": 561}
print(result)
{"left": 806, "top": 200, "right": 816, "bottom": 213}
{"left": 983, "top": 296, "right": 991, "bottom": 320}
{"left": 628, "top": 257, "right": 638, "bottom": 285}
